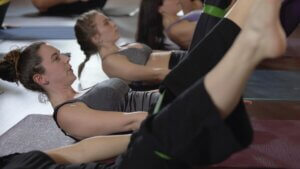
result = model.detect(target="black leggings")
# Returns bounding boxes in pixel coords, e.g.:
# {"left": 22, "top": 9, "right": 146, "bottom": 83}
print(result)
{"left": 115, "top": 18, "right": 253, "bottom": 169}
{"left": 168, "top": 50, "right": 186, "bottom": 69}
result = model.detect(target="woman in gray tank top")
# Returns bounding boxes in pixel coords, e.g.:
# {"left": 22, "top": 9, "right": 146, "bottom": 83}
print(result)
{"left": 0, "top": 42, "right": 159, "bottom": 140}
{"left": 75, "top": 10, "right": 186, "bottom": 88}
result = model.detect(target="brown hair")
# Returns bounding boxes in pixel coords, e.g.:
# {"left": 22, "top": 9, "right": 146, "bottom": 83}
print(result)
{"left": 0, "top": 42, "right": 46, "bottom": 93}
{"left": 74, "top": 10, "right": 99, "bottom": 78}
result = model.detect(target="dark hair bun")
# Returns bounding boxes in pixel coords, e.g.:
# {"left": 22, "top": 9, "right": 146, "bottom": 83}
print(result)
{"left": 0, "top": 49, "right": 21, "bottom": 83}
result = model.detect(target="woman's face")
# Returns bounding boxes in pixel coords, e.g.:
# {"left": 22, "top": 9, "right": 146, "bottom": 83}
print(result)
{"left": 160, "top": 0, "right": 181, "bottom": 15}
{"left": 38, "top": 44, "right": 76, "bottom": 87}
{"left": 93, "top": 13, "right": 120, "bottom": 45}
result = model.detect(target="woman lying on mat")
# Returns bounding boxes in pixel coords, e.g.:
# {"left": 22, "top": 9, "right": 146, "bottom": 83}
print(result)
{"left": 0, "top": 44, "right": 159, "bottom": 140}
{"left": 136, "top": 0, "right": 204, "bottom": 50}
{"left": 31, "top": 0, "right": 107, "bottom": 15}
{"left": 0, "top": 0, "right": 286, "bottom": 168}
{"left": 74, "top": 0, "right": 234, "bottom": 89}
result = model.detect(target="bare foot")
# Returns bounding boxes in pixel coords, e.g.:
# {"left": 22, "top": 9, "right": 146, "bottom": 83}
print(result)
{"left": 244, "top": 0, "right": 287, "bottom": 59}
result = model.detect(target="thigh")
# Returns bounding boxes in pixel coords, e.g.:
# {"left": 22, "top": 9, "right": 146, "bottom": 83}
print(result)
{"left": 162, "top": 18, "right": 241, "bottom": 97}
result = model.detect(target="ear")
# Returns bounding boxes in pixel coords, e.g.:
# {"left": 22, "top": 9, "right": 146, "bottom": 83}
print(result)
{"left": 33, "top": 74, "right": 49, "bottom": 86}
{"left": 91, "top": 34, "right": 102, "bottom": 47}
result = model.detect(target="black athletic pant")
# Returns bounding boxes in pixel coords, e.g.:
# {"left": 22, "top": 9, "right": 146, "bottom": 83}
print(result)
{"left": 116, "top": 18, "right": 253, "bottom": 169}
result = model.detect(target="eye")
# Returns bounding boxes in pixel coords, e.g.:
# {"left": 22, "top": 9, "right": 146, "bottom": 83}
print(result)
{"left": 62, "top": 52, "right": 71, "bottom": 58}
{"left": 54, "top": 56, "right": 60, "bottom": 61}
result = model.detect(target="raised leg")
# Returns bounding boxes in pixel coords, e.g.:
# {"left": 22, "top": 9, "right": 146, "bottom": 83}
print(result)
{"left": 119, "top": 1, "right": 286, "bottom": 168}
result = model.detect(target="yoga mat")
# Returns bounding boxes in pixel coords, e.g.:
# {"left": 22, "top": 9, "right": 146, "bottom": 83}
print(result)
{"left": 244, "top": 70, "right": 300, "bottom": 101}
{"left": 0, "top": 114, "right": 75, "bottom": 156}
{"left": 216, "top": 119, "right": 300, "bottom": 169}
{"left": 0, "top": 26, "right": 75, "bottom": 40}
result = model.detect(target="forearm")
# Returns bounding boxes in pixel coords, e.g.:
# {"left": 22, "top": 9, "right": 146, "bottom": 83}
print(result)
{"left": 46, "top": 135, "right": 130, "bottom": 164}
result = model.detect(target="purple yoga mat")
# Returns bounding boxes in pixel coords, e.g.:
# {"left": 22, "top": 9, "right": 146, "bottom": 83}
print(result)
{"left": 217, "top": 119, "right": 300, "bottom": 168}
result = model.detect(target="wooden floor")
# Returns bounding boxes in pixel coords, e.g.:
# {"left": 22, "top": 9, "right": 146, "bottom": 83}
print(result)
{"left": 246, "top": 100, "right": 300, "bottom": 120}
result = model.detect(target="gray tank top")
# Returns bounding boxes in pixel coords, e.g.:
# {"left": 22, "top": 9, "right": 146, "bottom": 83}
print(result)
{"left": 53, "top": 78, "right": 159, "bottom": 138}
{"left": 117, "top": 44, "right": 153, "bottom": 65}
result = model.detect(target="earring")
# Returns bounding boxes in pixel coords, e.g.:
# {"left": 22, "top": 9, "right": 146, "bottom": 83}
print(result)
{"left": 38, "top": 93, "right": 49, "bottom": 104}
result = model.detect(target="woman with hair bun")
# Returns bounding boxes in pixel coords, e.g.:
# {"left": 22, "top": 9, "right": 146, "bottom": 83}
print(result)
{"left": 0, "top": 42, "right": 159, "bottom": 140}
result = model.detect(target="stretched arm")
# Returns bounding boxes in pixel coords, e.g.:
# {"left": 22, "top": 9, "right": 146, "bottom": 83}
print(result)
{"left": 31, "top": 0, "right": 82, "bottom": 12}
{"left": 57, "top": 102, "right": 148, "bottom": 140}
{"left": 104, "top": 56, "right": 170, "bottom": 83}
{"left": 46, "top": 134, "right": 130, "bottom": 164}
{"left": 167, "top": 20, "right": 197, "bottom": 49}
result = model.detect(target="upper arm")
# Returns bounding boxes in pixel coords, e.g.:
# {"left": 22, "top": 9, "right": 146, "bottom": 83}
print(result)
{"left": 167, "top": 21, "right": 197, "bottom": 49}
{"left": 56, "top": 103, "right": 147, "bottom": 140}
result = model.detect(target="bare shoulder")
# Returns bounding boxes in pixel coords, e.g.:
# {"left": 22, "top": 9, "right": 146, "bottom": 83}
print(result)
{"left": 57, "top": 102, "right": 88, "bottom": 118}
{"left": 124, "top": 42, "right": 144, "bottom": 49}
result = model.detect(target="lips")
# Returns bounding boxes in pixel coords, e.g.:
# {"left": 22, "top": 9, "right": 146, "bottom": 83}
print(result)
{"left": 66, "top": 66, "right": 73, "bottom": 73}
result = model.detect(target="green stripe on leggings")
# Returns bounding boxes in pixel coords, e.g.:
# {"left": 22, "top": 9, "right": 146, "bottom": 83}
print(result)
{"left": 203, "top": 4, "right": 226, "bottom": 18}
{"left": 153, "top": 91, "right": 165, "bottom": 114}
{"left": 154, "top": 151, "right": 172, "bottom": 160}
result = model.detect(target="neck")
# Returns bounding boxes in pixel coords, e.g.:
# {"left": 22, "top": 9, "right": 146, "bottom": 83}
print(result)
{"left": 47, "top": 85, "right": 77, "bottom": 108}
{"left": 98, "top": 42, "right": 120, "bottom": 60}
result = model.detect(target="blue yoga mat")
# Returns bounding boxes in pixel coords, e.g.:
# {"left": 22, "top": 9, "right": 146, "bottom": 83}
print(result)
{"left": 245, "top": 70, "right": 300, "bottom": 101}
{"left": 0, "top": 26, "right": 75, "bottom": 40}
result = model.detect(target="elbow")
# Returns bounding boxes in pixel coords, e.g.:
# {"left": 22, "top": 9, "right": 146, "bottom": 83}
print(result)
{"left": 168, "top": 29, "right": 191, "bottom": 49}
{"left": 31, "top": 0, "right": 50, "bottom": 12}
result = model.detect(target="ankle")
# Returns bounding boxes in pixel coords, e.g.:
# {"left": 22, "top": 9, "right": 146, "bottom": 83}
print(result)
{"left": 233, "top": 30, "right": 264, "bottom": 65}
